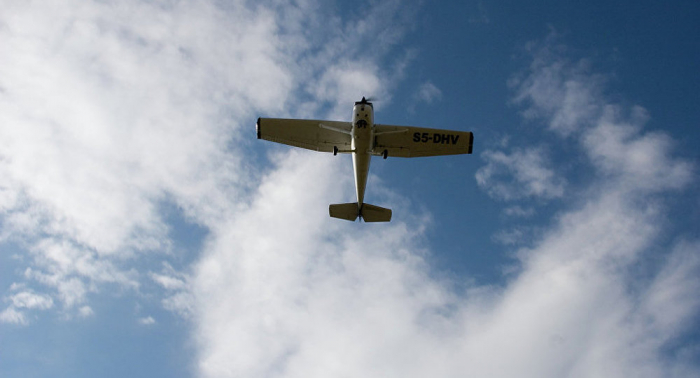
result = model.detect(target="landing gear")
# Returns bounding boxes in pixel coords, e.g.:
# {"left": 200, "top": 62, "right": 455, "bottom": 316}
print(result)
{"left": 383, "top": 149, "right": 388, "bottom": 159}
{"left": 333, "top": 146, "right": 338, "bottom": 156}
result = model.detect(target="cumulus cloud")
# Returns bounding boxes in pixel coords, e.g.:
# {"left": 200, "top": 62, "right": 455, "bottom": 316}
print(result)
{"left": 193, "top": 152, "right": 439, "bottom": 377}
{"left": 476, "top": 146, "right": 566, "bottom": 201}
{"left": 510, "top": 35, "right": 605, "bottom": 136}
{"left": 0, "top": 0, "right": 410, "bottom": 320}
{"left": 583, "top": 105, "right": 693, "bottom": 192}
{"left": 138, "top": 316, "right": 156, "bottom": 326}
{"left": 1, "top": 289, "right": 53, "bottom": 325}
{"left": 503, "top": 205, "right": 536, "bottom": 218}
{"left": 193, "top": 148, "right": 698, "bottom": 377}
{"left": 7, "top": 291, "right": 54, "bottom": 310}
{"left": 643, "top": 240, "right": 700, "bottom": 335}
{"left": 191, "top": 34, "right": 699, "bottom": 378}
{"left": 1, "top": 1, "right": 698, "bottom": 377}
{"left": 0, "top": 307, "right": 28, "bottom": 325}
{"left": 415, "top": 81, "right": 443, "bottom": 103}
{"left": 150, "top": 264, "right": 188, "bottom": 291}
{"left": 150, "top": 262, "right": 194, "bottom": 318}
{"left": 78, "top": 306, "right": 94, "bottom": 318}
{"left": 1, "top": 0, "right": 277, "bottom": 314}
{"left": 492, "top": 227, "right": 527, "bottom": 245}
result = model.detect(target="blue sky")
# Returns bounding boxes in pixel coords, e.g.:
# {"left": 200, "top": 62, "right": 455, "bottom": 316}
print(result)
{"left": 1, "top": 1, "right": 699, "bottom": 377}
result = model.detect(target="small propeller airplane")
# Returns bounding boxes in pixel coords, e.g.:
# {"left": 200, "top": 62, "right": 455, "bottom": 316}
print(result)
{"left": 256, "top": 97, "right": 474, "bottom": 222}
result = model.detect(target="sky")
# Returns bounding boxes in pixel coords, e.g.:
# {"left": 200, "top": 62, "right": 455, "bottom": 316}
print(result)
{"left": 1, "top": 1, "right": 699, "bottom": 377}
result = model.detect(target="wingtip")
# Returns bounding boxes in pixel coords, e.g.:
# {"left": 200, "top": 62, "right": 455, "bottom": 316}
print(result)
{"left": 467, "top": 132, "right": 474, "bottom": 154}
{"left": 256, "top": 117, "right": 261, "bottom": 139}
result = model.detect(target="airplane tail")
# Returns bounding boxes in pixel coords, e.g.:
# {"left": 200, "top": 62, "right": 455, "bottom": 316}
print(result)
{"left": 329, "top": 202, "right": 392, "bottom": 222}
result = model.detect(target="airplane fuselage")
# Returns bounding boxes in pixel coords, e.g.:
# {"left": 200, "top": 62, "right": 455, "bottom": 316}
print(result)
{"left": 351, "top": 100, "right": 375, "bottom": 206}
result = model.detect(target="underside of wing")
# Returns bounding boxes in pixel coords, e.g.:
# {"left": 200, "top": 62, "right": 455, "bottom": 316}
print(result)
{"left": 257, "top": 118, "right": 352, "bottom": 153}
{"left": 374, "top": 124, "right": 474, "bottom": 158}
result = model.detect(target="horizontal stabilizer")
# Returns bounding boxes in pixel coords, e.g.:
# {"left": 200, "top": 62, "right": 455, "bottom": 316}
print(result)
{"left": 329, "top": 203, "right": 359, "bottom": 221}
{"left": 328, "top": 202, "right": 392, "bottom": 222}
{"left": 360, "top": 203, "right": 392, "bottom": 222}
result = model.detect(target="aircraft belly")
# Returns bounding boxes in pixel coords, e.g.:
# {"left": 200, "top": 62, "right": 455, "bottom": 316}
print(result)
{"left": 353, "top": 151, "right": 370, "bottom": 205}
{"left": 351, "top": 102, "right": 374, "bottom": 207}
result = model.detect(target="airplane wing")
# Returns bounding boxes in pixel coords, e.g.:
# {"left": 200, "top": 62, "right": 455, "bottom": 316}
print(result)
{"left": 256, "top": 118, "right": 352, "bottom": 153}
{"left": 374, "top": 124, "right": 474, "bottom": 157}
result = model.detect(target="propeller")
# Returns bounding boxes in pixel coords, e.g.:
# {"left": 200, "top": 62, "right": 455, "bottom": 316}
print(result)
{"left": 357, "top": 96, "right": 378, "bottom": 105}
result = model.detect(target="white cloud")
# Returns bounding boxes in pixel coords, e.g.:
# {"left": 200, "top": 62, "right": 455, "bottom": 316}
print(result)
{"left": 503, "top": 205, "right": 535, "bottom": 218}
{"left": 0, "top": 0, "right": 375, "bottom": 311}
{"left": 7, "top": 291, "right": 54, "bottom": 310}
{"left": 150, "top": 274, "right": 185, "bottom": 291}
{"left": 150, "top": 264, "right": 188, "bottom": 291}
{"left": 138, "top": 316, "right": 156, "bottom": 325}
{"left": 311, "top": 62, "right": 384, "bottom": 118}
{"left": 643, "top": 240, "right": 700, "bottom": 334}
{"left": 192, "top": 153, "right": 439, "bottom": 377}
{"left": 510, "top": 35, "right": 605, "bottom": 136}
{"left": 193, "top": 148, "right": 699, "bottom": 377}
{"left": 162, "top": 290, "right": 196, "bottom": 319}
{"left": 0, "top": 0, "right": 415, "bottom": 318}
{"left": 150, "top": 262, "right": 194, "bottom": 318}
{"left": 189, "top": 32, "right": 698, "bottom": 377}
{"left": 1, "top": 0, "right": 273, "bottom": 308}
{"left": 78, "top": 306, "right": 94, "bottom": 318}
{"left": 0, "top": 307, "right": 27, "bottom": 325}
{"left": 492, "top": 227, "right": 527, "bottom": 245}
{"left": 584, "top": 105, "right": 693, "bottom": 192}
{"left": 1, "top": 2, "right": 698, "bottom": 377}
{"left": 1, "top": 289, "right": 53, "bottom": 325}
{"left": 476, "top": 147, "right": 566, "bottom": 201}
{"left": 415, "top": 81, "right": 443, "bottom": 104}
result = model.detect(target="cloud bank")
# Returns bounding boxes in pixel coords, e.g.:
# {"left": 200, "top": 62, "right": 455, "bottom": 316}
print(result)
{"left": 1, "top": 2, "right": 698, "bottom": 378}
{"left": 0, "top": 0, "right": 409, "bottom": 321}
{"left": 191, "top": 32, "right": 700, "bottom": 378}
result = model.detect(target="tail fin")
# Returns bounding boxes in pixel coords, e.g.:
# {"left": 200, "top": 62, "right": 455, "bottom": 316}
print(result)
{"left": 329, "top": 203, "right": 392, "bottom": 222}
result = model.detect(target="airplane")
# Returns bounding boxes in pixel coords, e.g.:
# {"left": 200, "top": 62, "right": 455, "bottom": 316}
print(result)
{"left": 256, "top": 97, "right": 474, "bottom": 222}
